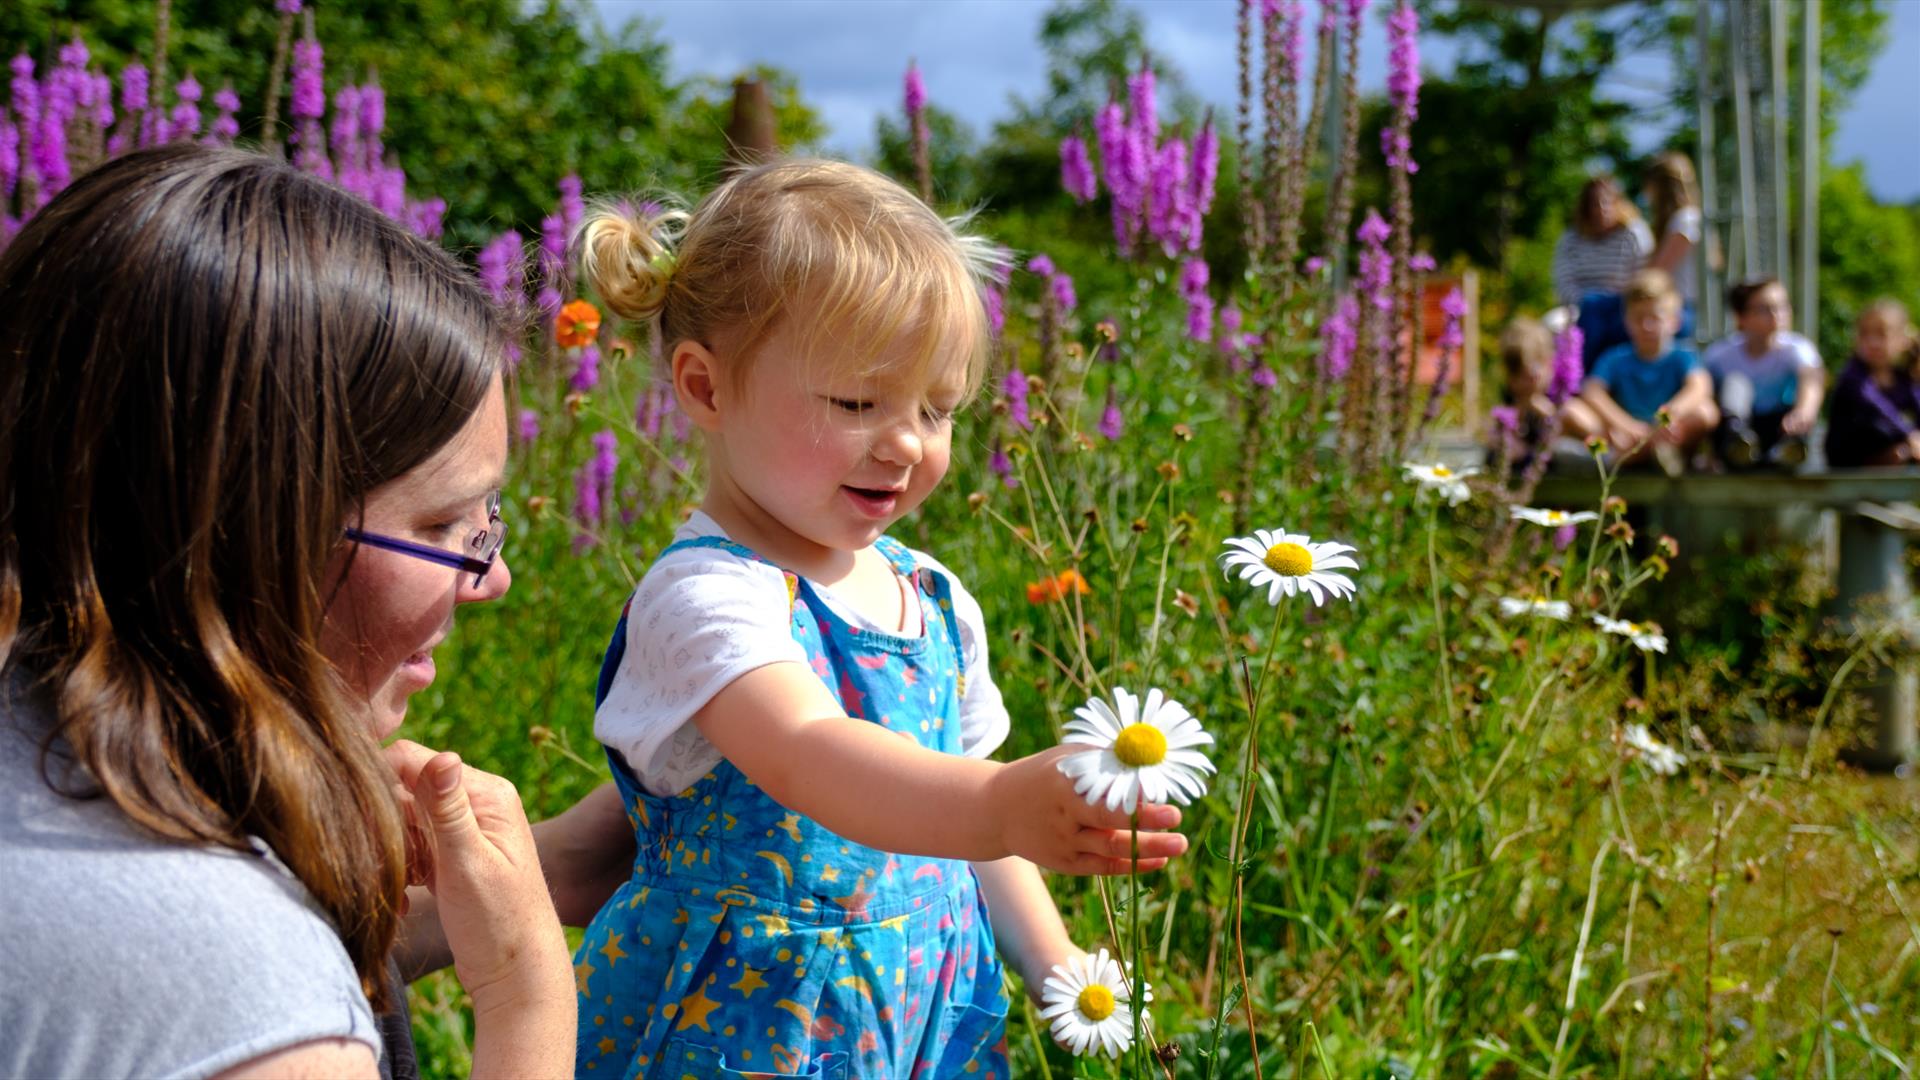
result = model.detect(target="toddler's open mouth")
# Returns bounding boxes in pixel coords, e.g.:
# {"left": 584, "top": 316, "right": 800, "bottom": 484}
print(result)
{"left": 842, "top": 485, "right": 901, "bottom": 518}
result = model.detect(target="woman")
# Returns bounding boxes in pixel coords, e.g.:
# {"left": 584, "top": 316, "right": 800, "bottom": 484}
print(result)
{"left": 1643, "top": 151, "right": 1704, "bottom": 309}
{"left": 0, "top": 145, "right": 574, "bottom": 1077}
{"left": 1553, "top": 175, "right": 1654, "bottom": 370}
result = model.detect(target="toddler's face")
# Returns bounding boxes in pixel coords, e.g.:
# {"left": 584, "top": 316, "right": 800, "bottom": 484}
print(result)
{"left": 1856, "top": 312, "right": 1910, "bottom": 369}
{"left": 1627, "top": 297, "right": 1680, "bottom": 359}
{"left": 719, "top": 323, "right": 965, "bottom": 555}
{"left": 1738, "top": 283, "right": 1791, "bottom": 345}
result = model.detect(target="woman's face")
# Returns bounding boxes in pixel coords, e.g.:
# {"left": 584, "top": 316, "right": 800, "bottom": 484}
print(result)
{"left": 320, "top": 378, "right": 512, "bottom": 737}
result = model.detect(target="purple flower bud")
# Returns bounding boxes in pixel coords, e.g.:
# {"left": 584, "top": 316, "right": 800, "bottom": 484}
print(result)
{"left": 536, "top": 286, "right": 563, "bottom": 318}
{"left": 1180, "top": 258, "right": 1212, "bottom": 342}
{"left": 330, "top": 84, "right": 362, "bottom": 160}
{"left": 1050, "top": 271, "right": 1077, "bottom": 314}
{"left": 169, "top": 76, "right": 202, "bottom": 140}
{"left": 1553, "top": 523, "right": 1577, "bottom": 551}
{"left": 982, "top": 285, "right": 1005, "bottom": 338}
{"left": 358, "top": 81, "right": 386, "bottom": 150}
{"left": 1437, "top": 288, "right": 1467, "bottom": 353}
{"left": 990, "top": 440, "right": 1017, "bottom": 488}
{"left": 1410, "top": 252, "right": 1437, "bottom": 273}
{"left": 206, "top": 86, "right": 240, "bottom": 145}
{"left": 1549, "top": 325, "right": 1584, "bottom": 405}
{"left": 1026, "top": 254, "right": 1055, "bottom": 278}
{"left": 1489, "top": 405, "right": 1519, "bottom": 437}
{"left": 517, "top": 408, "right": 541, "bottom": 444}
{"left": 571, "top": 344, "right": 602, "bottom": 393}
{"left": 539, "top": 212, "right": 567, "bottom": 281}
{"left": 58, "top": 38, "right": 89, "bottom": 70}
{"left": 11, "top": 55, "right": 41, "bottom": 129}
{"left": 119, "top": 64, "right": 148, "bottom": 115}
{"left": 1251, "top": 364, "right": 1278, "bottom": 389}
{"left": 478, "top": 230, "right": 526, "bottom": 307}
{"left": 1321, "top": 294, "right": 1359, "bottom": 379}
{"left": 1003, "top": 367, "right": 1031, "bottom": 431}
{"left": 1059, "top": 134, "right": 1097, "bottom": 203}
{"left": 404, "top": 197, "right": 446, "bottom": 241}
{"left": 1099, "top": 387, "right": 1124, "bottom": 440}
{"left": 558, "top": 174, "right": 585, "bottom": 237}
{"left": 290, "top": 39, "right": 324, "bottom": 122}
{"left": 1304, "top": 256, "right": 1326, "bottom": 276}
{"left": 903, "top": 61, "right": 925, "bottom": 124}
{"left": 1127, "top": 63, "right": 1157, "bottom": 147}
{"left": 277, "top": 0, "right": 304, "bottom": 12}
{"left": 1220, "top": 306, "right": 1243, "bottom": 336}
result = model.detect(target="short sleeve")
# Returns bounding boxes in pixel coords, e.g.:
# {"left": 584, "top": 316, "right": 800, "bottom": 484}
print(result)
{"left": 0, "top": 721, "right": 382, "bottom": 1080}
{"left": 1628, "top": 218, "right": 1655, "bottom": 257}
{"left": 1786, "top": 333, "right": 1823, "bottom": 370}
{"left": 911, "top": 551, "right": 1011, "bottom": 760}
{"left": 1670, "top": 206, "right": 1702, "bottom": 244}
{"left": 1588, "top": 345, "right": 1624, "bottom": 389}
{"left": 594, "top": 549, "right": 808, "bottom": 792}
{"left": 1676, "top": 348, "right": 1702, "bottom": 375}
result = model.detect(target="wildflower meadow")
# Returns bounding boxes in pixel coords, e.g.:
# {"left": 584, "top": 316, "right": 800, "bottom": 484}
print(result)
{"left": 5, "top": 1, "right": 1916, "bottom": 1076}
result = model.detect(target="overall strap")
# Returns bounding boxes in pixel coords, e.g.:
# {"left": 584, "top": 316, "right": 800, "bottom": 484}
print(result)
{"left": 660, "top": 534, "right": 800, "bottom": 611}
{"left": 871, "top": 535, "right": 918, "bottom": 578}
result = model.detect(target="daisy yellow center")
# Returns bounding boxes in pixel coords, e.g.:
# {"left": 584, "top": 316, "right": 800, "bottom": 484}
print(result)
{"left": 1432, "top": 465, "right": 1453, "bottom": 478}
{"left": 1076, "top": 984, "right": 1117, "bottom": 1022}
{"left": 1545, "top": 510, "right": 1566, "bottom": 524}
{"left": 1112, "top": 723, "right": 1168, "bottom": 767}
{"left": 1262, "top": 542, "right": 1313, "bottom": 577}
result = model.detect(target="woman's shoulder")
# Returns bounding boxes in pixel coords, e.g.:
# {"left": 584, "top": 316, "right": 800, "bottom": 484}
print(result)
{"left": 1, "top": 705, "right": 379, "bottom": 1078}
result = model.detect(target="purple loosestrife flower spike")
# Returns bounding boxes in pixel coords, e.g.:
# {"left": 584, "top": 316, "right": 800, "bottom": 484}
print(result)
{"left": 168, "top": 76, "right": 202, "bottom": 140}
{"left": 1099, "top": 387, "right": 1124, "bottom": 440}
{"left": 478, "top": 231, "right": 526, "bottom": 307}
{"left": 11, "top": 55, "right": 40, "bottom": 128}
{"left": 289, "top": 39, "right": 324, "bottom": 121}
{"left": 1187, "top": 117, "right": 1219, "bottom": 250}
{"left": 1050, "top": 271, "right": 1077, "bottom": 314}
{"left": 1383, "top": 1, "right": 1421, "bottom": 174}
{"left": 1410, "top": 252, "right": 1436, "bottom": 273}
{"left": 1553, "top": 523, "right": 1577, "bottom": 551}
{"left": 517, "top": 408, "right": 541, "bottom": 445}
{"left": 990, "top": 440, "right": 1017, "bottom": 488}
{"left": 1437, "top": 288, "right": 1467, "bottom": 353}
{"left": 540, "top": 213, "right": 567, "bottom": 282}
{"left": 982, "top": 285, "right": 1006, "bottom": 338}
{"left": 406, "top": 198, "right": 447, "bottom": 241}
{"left": 359, "top": 81, "right": 386, "bottom": 164}
{"left": 119, "top": 64, "right": 148, "bottom": 115}
{"left": 1128, "top": 62, "right": 1158, "bottom": 146}
{"left": 1489, "top": 406, "right": 1519, "bottom": 436}
{"left": 1321, "top": 293, "right": 1359, "bottom": 379}
{"left": 903, "top": 61, "right": 925, "bottom": 124}
{"left": 1180, "top": 258, "right": 1213, "bottom": 342}
{"left": 209, "top": 87, "right": 241, "bottom": 145}
{"left": 277, "top": 0, "right": 303, "bottom": 12}
{"left": 558, "top": 174, "right": 585, "bottom": 237}
{"left": 1148, "top": 138, "right": 1189, "bottom": 256}
{"left": 88, "top": 71, "right": 113, "bottom": 128}
{"left": 1026, "top": 254, "right": 1055, "bottom": 278}
{"left": 1059, "top": 134, "right": 1097, "bottom": 203}
{"left": 0, "top": 119, "right": 15, "bottom": 200}
{"left": 571, "top": 344, "right": 602, "bottom": 394}
{"left": 1252, "top": 364, "right": 1278, "bottom": 389}
{"left": 1003, "top": 367, "right": 1031, "bottom": 431}
{"left": 1549, "top": 325, "right": 1584, "bottom": 405}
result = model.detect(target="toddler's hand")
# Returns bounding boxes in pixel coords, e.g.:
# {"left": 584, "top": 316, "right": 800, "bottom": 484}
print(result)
{"left": 989, "top": 746, "right": 1188, "bottom": 875}
{"left": 1782, "top": 404, "right": 1817, "bottom": 437}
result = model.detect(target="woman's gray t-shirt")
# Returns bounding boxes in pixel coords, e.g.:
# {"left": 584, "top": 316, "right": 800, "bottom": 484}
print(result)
{"left": 0, "top": 675, "right": 383, "bottom": 1079}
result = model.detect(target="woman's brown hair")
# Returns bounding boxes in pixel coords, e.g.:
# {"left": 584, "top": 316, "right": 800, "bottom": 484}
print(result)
{"left": 1575, "top": 175, "right": 1640, "bottom": 239}
{"left": 1643, "top": 152, "right": 1699, "bottom": 249}
{"left": 0, "top": 145, "right": 504, "bottom": 1007}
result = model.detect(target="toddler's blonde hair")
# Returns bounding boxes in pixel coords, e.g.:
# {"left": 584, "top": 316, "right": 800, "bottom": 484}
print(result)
{"left": 577, "top": 158, "right": 1007, "bottom": 397}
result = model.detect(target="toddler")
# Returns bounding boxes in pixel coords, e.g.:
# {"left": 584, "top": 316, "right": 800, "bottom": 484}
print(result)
{"left": 568, "top": 160, "right": 1186, "bottom": 1079}
{"left": 1580, "top": 268, "right": 1718, "bottom": 473}
{"left": 1700, "top": 277, "right": 1825, "bottom": 469}
{"left": 1825, "top": 298, "right": 1920, "bottom": 467}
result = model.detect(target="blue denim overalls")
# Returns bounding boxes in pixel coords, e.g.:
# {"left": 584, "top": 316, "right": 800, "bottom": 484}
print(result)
{"left": 574, "top": 535, "right": 1009, "bottom": 1079}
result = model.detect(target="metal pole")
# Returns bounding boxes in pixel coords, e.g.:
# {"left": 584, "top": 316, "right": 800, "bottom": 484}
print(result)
{"left": 1800, "top": 0, "right": 1821, "bottom": 334}
{"left": 1696, "top": 0, "right": 1720, "bottom": 340}
{"left": 1770, "top": 0, "right": 1791, "bottom": 287}
{"left": 1730, "top": 0, "right": 1761, "bottom": 281}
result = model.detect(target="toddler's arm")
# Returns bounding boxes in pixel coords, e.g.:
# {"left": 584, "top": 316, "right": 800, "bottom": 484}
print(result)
{"left": 1785, "top": 363, "right": 1826, "bottom": 435}
{"left": 694, "top": 661, "right": 1188, "bottom": 876}
{"left": 972, "top": 856, "right": 1082, "bottom": 1001}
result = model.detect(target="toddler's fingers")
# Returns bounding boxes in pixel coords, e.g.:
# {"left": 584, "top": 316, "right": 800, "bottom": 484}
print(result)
{"left": 1073, "top": 798, "right": 1185, "bottom": 834}
{"left": 1088, "top": 827, "right": 1188, "bottom": 862}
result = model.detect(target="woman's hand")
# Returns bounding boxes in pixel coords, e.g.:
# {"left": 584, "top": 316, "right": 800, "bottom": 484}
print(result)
{"left": 988, "top": 746, "right": 1188, "bottom": 876}
{"left": 386, "top": 740, "right": 574, "bottom": 1077}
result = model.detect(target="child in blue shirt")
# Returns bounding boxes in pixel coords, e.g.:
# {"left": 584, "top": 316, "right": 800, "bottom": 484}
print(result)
{"left": 1580, "top": 268, "right": 1719, "bottom": 473}
{"left": 1700, "top": 277, "right": 1826, "bottom": 469}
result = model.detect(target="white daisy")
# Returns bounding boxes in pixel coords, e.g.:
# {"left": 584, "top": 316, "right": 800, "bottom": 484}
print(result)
{"left": 1621, "top": 723, "right": 1685, "bottom": 775}
{"left": 1499, "top": 595, "right": 1572, "bottom": 620}
{"left": 1403, "top": 461, "right": 1478, "bottom": 506}
{"left": 1056, "top": 687, "right": 1215, "bottom": 814}
{"left": 1219, "top": 528, "right": 1360, "bottom": 607}
{"left": 1509, "top": 506, "right": 1600, "bottom": 528}
{"left": 1038, "top": 948, "right": 1150, "bottom": 1058}
{"left": 1593, "top": 614, "right": 1668, "bottom": 653}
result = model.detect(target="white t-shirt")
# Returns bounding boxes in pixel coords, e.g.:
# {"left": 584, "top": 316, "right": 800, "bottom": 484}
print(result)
{"left": 1663, "top": 206, "right": 1702, "bottom": 302}
{"left": 595, "top": 511, "right": 1011, "bottom": 797}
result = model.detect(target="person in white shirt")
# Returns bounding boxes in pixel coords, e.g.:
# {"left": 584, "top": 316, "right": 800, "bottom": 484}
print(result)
{"left": 1701, "top": 277, "right": 1826, "bottom": 468}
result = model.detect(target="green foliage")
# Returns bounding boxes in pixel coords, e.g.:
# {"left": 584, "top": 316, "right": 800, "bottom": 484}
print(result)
{"left": 1816, "top": 162, "right": 1920, "bottom": 364}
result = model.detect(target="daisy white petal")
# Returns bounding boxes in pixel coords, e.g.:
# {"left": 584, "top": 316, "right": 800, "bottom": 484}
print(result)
{"left": 1039, "top": 950, "right": 1149, "bottom": 1059}
{"left": 1499, "top": 596, "right": 1572, "bottom": 620}
{"left": 1510, "top": 506, "right": 1600, "bottom": 528}
{"left": 1220, "top": 528, "right": 1363, "bottom": 608}
{"left": 1056, "top": 687, "right": 1216, "bottom": 813}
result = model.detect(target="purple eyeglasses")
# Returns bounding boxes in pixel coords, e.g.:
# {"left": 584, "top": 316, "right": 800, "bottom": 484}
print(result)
{"left": 344, "top": 491, "right": 507, "bottom": 588}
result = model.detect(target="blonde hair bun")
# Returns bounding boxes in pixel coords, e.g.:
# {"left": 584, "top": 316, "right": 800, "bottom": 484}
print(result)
{"left": 577, "top": 201, "right": 687, "bottom": 323}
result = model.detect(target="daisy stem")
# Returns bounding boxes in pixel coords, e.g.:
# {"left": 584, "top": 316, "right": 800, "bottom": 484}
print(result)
{"left": 1129, "top": 809, "right": 1143, "bottom": 1077}
{"left": 1426, "top": 502, "right": 1462, "bottom": 742}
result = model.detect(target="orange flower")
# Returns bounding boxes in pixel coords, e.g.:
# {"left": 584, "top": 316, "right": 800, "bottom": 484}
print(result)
{"left": 554, "top": 299, "right": 601, "bottom": 348}
{"left": 1025, "top": 568, "right": 1093, "bottom": 605}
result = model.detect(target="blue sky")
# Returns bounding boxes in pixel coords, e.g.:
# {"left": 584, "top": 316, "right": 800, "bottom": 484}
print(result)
{"left": 591, "top": 0, "right": 1920, "bottom": 203}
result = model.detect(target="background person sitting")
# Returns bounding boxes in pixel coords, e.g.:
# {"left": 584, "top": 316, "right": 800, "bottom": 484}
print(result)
{"left": 1701, "top": 277, "right": 1824, "bottom": 469}
{"left": 1553, "top": 175, "right": 1654, "bottom": 372}
{"left": 1580, "top": 268, "right": 1718, "bottom": 474}
{"left": 1825, "top": 298, "right": 1920, "bottom": 467}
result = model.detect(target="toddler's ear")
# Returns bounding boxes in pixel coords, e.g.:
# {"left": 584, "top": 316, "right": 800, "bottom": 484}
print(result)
{"left": 672, "top": 339, "right": 725, "bottom": 432}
